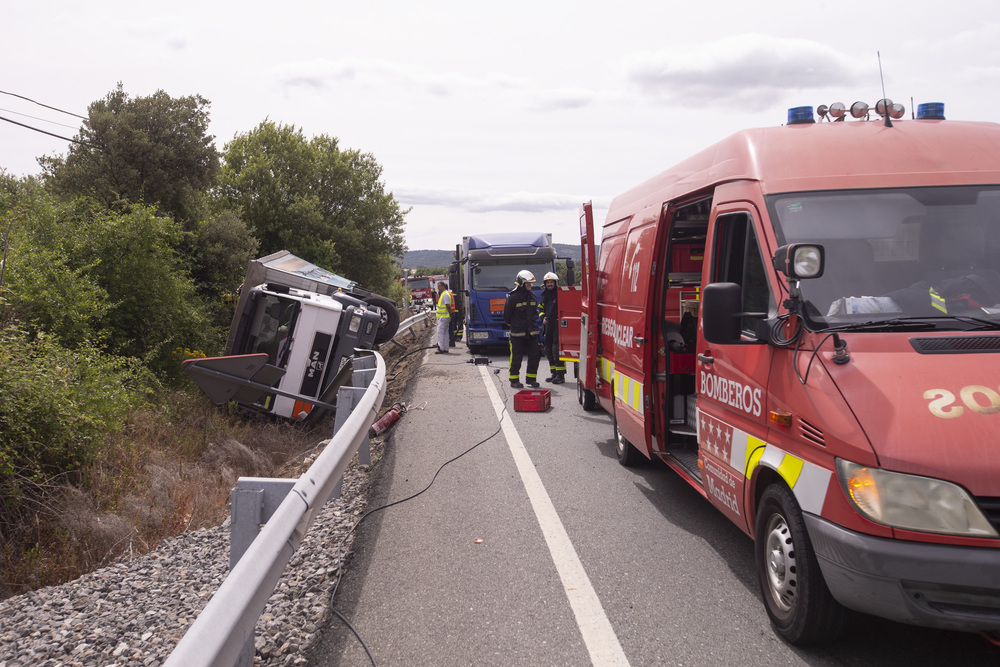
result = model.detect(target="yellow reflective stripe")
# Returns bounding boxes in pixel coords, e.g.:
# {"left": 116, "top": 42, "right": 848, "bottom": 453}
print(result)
{"left": 702, "top": 413, "right": 833, "bottom": 515}
{"left": 777, "top": 453, "right": 804, "bottom": 488}
{"left": 930, "top": 287, "right": 947, "bottom": 313}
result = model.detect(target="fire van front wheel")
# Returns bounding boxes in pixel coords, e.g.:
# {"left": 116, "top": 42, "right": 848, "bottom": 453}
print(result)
{"left": 754, "top": 484, "right": 848, "bottom": 645}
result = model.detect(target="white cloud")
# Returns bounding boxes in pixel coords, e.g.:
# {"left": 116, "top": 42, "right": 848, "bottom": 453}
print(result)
{"left": 394, "top": 185, "right": 593, "bottom": 214}
{"left": 624, "top": 34, "right": 866, "bottom": 110}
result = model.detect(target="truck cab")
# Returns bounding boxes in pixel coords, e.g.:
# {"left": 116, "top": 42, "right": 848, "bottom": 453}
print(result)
{"left": 221, "top": 251, "right": 396, "bottom": 420}
{"left": 453, "top": 232, "right": 557, "bottom": 350}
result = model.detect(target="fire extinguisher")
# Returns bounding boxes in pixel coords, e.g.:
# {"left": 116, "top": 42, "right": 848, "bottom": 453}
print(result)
{"left": 369, "top": 402, "right": 406, "bottom": 438}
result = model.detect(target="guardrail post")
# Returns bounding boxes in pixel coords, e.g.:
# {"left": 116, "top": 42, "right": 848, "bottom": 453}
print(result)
{"left": 230, "top": 478, "right": 296, "bottom": 665}
{"left": 328, "top": 385, "right": 367, "bottom": 499}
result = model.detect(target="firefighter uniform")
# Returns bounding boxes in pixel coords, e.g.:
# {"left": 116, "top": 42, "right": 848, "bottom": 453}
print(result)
{"left": 503, "top": 273, "right": 540, "bottom": 388}
{"left": 539, "top": 273, "right": 565, "bottom": 383}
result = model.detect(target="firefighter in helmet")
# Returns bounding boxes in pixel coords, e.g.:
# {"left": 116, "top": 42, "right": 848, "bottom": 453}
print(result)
{"left": 538, "top": 271, "right": 565, "bottom": 384}
{"left": 503, "top": 270, "right": 541, "bottom": 388}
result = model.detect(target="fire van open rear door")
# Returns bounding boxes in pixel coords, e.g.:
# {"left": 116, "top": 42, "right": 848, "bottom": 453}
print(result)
{"left": 578, "top": 202, "right": 599, "bottom": 396}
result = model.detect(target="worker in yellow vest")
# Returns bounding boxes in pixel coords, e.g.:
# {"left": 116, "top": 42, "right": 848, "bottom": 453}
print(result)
{"left": 447, "top": 287, "right": 458, "bottom": 347}
{"left": 435, "top": 282, "right": 452, "bottom": 354}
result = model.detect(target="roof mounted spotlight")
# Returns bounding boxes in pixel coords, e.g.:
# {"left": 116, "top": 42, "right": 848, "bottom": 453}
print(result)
{"left": 917, "top": 102, "right": 946, "bottom": 120}
{"left": 850, "top": 101, "right": 869, "bottom": 119}
{"left": 874, "top": 99, "right": 906, "bottom": 120}
{"left": 828, "top": 102, "right": 847, "bottom": 121}
{"left": 787, "top": 106, "right": 815, "bottom": 124}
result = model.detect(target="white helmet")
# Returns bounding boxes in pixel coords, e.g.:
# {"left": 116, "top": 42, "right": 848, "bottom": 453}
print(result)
{"left": 516, "top": 270, "right": 535, "bottom": 284}
{"left": 543, "top": 272, "right": 558, "bottom": 282}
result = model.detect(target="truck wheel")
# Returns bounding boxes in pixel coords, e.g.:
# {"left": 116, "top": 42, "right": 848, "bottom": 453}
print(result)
{"left": 364, "top": 295, "right": 400, "bottom": 345}
{"left": 578, "top": 379, "right": 597, "bottom": 411}
{"left": 613, "top": 404, "right": 640, "bottom": 467}
{"left": 755, "top": 484, "right": 849, "bottom": 645}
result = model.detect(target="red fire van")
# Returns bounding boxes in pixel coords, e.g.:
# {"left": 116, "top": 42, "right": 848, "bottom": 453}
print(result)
{"left": 570, "top": 102, "right": 1000, "bottom": 644}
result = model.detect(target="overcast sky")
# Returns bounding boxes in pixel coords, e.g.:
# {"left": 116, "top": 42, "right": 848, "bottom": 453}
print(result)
{"left": 4, "top": 1, "right": 999, "bottom": 252}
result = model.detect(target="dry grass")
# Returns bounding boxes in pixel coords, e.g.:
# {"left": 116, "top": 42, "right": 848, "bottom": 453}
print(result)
{"left": 0, "top": 315, "right": 434, "bottom": 600}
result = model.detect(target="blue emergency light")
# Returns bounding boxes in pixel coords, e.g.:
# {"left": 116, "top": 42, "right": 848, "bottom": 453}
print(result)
{"left": 787, "top": 106, "right": 815, "bottom": 125}
{"left": 917, "top": 102, "right": 945, "bottom": 120}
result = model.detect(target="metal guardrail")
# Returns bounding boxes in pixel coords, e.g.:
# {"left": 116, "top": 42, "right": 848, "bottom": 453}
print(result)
{"left": 165, "top": 350, "right": 386, "bottom": 667}
{"left": 390, "top": 309, "right": 432, "bottom": 345}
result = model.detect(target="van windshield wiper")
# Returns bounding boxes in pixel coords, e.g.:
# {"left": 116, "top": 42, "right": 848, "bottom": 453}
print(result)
{"left": 820, "top": 317, "right": 943, "bottom": 332}
{"left": 821, "top": 315, "right": 1000, "bottom": 333}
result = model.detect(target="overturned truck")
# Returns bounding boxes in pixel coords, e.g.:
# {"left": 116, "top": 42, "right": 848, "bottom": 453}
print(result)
{"left": 184, "top": 251, "right": 399, "bottom": 421}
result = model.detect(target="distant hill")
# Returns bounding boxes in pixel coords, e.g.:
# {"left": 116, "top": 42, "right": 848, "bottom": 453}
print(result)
{"left": 402, "top": 243, "right": 582, "bottom": 271}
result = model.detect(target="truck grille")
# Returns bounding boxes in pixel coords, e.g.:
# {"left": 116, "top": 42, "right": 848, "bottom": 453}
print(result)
{"left": 910, "top": 336, "right": 1000, "bottom": 354}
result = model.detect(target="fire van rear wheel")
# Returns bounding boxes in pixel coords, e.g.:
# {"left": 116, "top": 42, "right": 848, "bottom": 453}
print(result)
{"left": 578, "top": 378, "right": 597, "bottom": 411}
{"left": 754, "top": 484, "right": 849, "bottom": 645}
{"left": 612, "top": 403, "right": 641, "bottom": 467}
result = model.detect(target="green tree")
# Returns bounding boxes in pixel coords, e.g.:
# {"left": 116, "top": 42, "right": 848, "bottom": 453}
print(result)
{"left": 0, "top": 174, "right": 109, "bottom": 346}
{"left": 80, "top": 202, "right": 219, "bottom": 375}
{"left": 40, "top": 83, "right": 220, "bottom": 225}
{"left": 219, "top": 121, "right": 408, "bottom": 295}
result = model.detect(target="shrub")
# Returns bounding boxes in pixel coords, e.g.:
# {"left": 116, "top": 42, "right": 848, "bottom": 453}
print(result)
{"left": 0, "top": 326, "right": 153, "bottom": 490}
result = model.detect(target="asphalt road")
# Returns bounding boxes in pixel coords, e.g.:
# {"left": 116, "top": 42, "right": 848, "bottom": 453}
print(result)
{"left": 307, "top": 343, "right": 1000, "bottom": 666}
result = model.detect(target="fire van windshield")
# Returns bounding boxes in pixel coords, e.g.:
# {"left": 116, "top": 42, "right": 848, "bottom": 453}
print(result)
{"left": 767, "top": 185, "right": 1000, "bottom": 331}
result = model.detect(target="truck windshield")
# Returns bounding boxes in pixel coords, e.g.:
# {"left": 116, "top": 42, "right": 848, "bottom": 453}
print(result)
{"left": 407, "top": 277, "right": 431, "bottom": 290}
{"left": 767, "top": 186, "right": 1000, "bottom": 331}
{"left": 472, "top": 261, "right": 553, "bottom": 291}
{"left": 243, "top": 293, "right": 300, "bottom": 367}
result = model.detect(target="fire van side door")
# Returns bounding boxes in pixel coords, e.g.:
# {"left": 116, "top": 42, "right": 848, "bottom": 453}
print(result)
{"left": 578, "top": 202, "right": 600, "bottom": 393}
{"left": 696, "top": 204, "right": 775, "bottom": 533}
{"left": 611, "top": 207, "right": 663, "bottom": 458}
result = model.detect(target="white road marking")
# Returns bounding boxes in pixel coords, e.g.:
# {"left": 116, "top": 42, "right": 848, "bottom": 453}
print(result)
{"left": 479, "top": 367, "right": 630, "bottom": 667}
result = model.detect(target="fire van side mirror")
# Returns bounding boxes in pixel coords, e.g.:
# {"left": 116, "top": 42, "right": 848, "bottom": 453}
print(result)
{"left": 702, "top": 283, "right": 743, "bottom": 344}
{"left": 565, "top": 258, "right": 576, "bottom": 286}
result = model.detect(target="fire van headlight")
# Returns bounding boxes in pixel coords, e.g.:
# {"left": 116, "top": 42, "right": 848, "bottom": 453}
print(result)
{"left": 836, "top": 459, "right": 998, "bottom": 537}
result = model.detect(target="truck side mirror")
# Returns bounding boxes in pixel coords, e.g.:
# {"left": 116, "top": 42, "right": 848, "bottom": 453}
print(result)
{"left": 565, "top": 258, "right": 576, "bottom": 286}
{"left": 702, "top": 283, "right": 743, "bottom": 344}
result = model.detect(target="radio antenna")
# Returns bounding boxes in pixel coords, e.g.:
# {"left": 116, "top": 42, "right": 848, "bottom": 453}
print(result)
{"left": 878, "top": 51, "right": 892, "bottom": 127}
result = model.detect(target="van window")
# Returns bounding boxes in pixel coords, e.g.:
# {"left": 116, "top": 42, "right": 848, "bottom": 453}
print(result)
{"left": 620, "top": 223, "right": 657, "bottom": 310}
{"left": 713, "top": 212, "right": 772, "bottom": 336}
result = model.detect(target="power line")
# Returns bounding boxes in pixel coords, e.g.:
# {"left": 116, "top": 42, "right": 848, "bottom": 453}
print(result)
{"left": 0, "top": 106, "right": 80, "bottom": 130}
{"left": 0, "top": 114, "right": 87, "bottom": 145}
{"left": 0, "top": 89, "right": 86, "bottom": 120}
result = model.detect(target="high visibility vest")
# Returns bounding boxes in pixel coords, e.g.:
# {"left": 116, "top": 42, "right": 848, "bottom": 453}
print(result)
{"left": 447, "top": 290, "right": 457, "bottom": 313}
{"left": 436, "top": 291, "right": 451, "bottom": 318}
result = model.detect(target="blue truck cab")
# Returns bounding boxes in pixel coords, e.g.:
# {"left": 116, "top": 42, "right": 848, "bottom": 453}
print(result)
{"left": 452, "top": 232, "right": 556, "bottom": 351}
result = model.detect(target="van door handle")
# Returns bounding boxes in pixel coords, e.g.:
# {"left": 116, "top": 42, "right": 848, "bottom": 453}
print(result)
{"left": 633, "top": 336, "right": 646, "bottom": 344}
{"left": 697, "top": 353, "right": 714, "bottom": 364}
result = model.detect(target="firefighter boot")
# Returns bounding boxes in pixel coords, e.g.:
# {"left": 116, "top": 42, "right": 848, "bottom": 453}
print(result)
{"left": 510, "top": 379, "right": 524, "bottom": 389}
{"left": 552, "top": 372, "right": 565, "bottom": 384}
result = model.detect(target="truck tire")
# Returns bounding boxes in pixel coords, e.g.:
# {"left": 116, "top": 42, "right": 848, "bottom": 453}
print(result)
{"left": 364, "top": 295, "right": 400, "bottom": 345}
{"left": 578, "top": 379, "right": 597, "bottom": 411}
{"left": 755, "top": 483, "right": 849, "bottom": 645}
{"left": 613, "top": 402, "right": 641, "bottom": 467}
